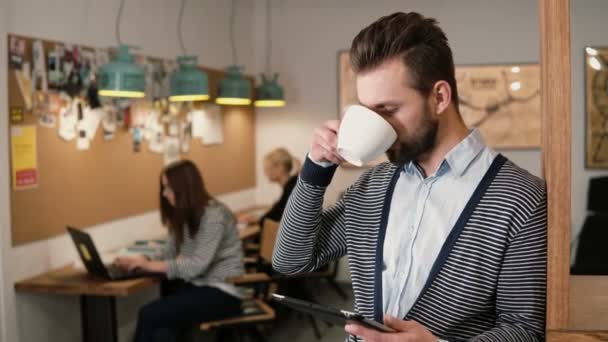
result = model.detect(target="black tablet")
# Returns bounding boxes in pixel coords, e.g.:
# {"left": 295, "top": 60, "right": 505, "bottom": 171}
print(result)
{"left": 271, "top": 293, "right": 395, "bottom": 333}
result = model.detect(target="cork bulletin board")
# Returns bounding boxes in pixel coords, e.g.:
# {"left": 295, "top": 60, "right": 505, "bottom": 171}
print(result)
{"left": 7, "top": 34, "right": 256, "bottom": 246}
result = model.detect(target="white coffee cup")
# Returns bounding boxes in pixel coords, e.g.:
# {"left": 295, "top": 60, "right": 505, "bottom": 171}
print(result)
{"left": 337, "top": 105, "right": 397, "bottom": 167}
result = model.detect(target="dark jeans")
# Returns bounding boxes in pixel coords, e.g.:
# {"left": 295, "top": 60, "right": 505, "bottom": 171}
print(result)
{"left": 134, "top": 283, "right": 241, "bottom": 342}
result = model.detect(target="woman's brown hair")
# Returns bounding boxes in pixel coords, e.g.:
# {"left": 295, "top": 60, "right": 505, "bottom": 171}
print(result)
{"left": 160, "top": 160, "right": 211, "bottom": 248}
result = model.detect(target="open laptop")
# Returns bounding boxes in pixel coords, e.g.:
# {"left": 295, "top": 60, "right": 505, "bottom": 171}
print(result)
{"left": 67, "top": 226, "right": 162, "bottom": 281}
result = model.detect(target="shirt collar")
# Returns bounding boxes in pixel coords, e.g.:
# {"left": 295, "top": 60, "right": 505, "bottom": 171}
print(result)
{"left": 402, "top": 129, "right": 486, "bottom": 177}
{"left": 444, "top": 129, "right": 486, "bottom": 177}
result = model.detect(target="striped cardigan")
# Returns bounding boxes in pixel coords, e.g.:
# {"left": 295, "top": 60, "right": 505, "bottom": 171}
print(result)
{"left": 161, "top": 200, "right": 244, "bottom": 296}
{"left": 272, "top": 154, "right": 547, "bottom": 341}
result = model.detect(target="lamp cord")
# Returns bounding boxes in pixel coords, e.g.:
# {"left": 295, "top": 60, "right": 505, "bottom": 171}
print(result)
{"left": 116, "top": 0, "right": 126, "bottom": 45}
{"left": 265, "top": 0, "right": 271, "bottom": 75}
{"left": 178, "top": 0, "right": 187, "bottom": 55}
{"left": 230, "top": 0, "right": 238, "bottom": 66}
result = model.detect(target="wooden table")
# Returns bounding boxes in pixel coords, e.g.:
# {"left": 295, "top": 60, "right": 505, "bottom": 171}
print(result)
{"left": 15, "top": 265, "right": 160, "bottom": 342}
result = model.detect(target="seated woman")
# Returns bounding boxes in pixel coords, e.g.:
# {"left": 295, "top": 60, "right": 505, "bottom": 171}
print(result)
{"left": 114, "top": 160, "right": 244, "bottom": 342}
{"left": 240, "top": 148, "right": 300, "bottom": 225}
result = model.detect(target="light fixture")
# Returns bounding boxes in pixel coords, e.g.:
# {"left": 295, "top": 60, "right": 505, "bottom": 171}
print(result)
{"left": 98, "top": 0, "right": 145, "bottom": 98}
{"left": 589, "top": 56, "right": 602, "bottom": 71}
{"left": 510, "top": 81, "right": 522, "bottom": 91}
{"left": 216, "top": 0, "right": 252, "bottom": 106}
{"left": 98, "top": 45, "right": 145, "bottom": 98}
{"left": 169, "top": 56, "right": 209, "bottom": 102}
{"left": 254, "top": 0, "right": 286, "bottom": 107}
{"left": 216, "top": 66, "right": 252, "bottom": 105}
{"left": 169, "top": 0, "right": 209, "bottom": 102}
{"left": 586, "top": 47, "right": 599, "bottom": 56}
{"left": 254, "top": 74, "right": 285, "bottom": 107}
{"left": 510, "top": 66, "right": 520, "bottom": 74}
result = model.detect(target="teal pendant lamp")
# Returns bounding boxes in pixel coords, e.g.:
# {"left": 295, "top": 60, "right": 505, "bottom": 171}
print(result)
{"left": 255, "top": 0, "right": 286, "bottom": 107}
{"left": 255, "top": 74, "right": 285, "bottom": 107}
{"left": 98, "top": 0, "right": 145, "bottom": 98}
{"left": 216, "top": 66, "right": 252, "bottom": 105}
{"left": 216, "top": 0, "right": 252, "bottom": 106}
{"left": 170, "top": 56, "right": 209, "bottom": 102}
{"left": 169, "top": 0, "right": 209, "bottom": 102}
{"left": 98, "top": 45, "right": 145, "bottom": 98}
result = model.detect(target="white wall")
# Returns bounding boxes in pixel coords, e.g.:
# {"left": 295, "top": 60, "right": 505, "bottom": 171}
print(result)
{"left": 570, "top": 0, "right": 608, "bottom": 258}
{"left": 0, "top": 1, "right": 257, "bottom": 341}
{"left": 252, "top": 0, "right": 542, "bottom": 281}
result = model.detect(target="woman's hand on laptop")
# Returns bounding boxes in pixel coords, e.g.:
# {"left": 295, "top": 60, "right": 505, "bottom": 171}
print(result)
{"left": 345, "top": 315, "right": 438, "bottom": 342}
{"left": 114, "top": 255, "right": 168, "bottom": 274}
{"left": 113, "top": 255, "right": 148, "bottom": 272}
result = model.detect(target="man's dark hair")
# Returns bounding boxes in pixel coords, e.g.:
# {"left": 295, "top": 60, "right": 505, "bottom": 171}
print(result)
{"left": 350, "top": 12, "right": 459, "bottom": 109}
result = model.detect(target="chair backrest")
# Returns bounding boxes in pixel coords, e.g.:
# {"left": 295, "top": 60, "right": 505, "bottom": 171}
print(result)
{"left": 260, "top": 219, "right": 280, "bottom": 263}
{"left": 572, "top": 214, "right": 608, "bottom": 275}
{"left": 588, "top": 176, "right": 608, "bottom": 213}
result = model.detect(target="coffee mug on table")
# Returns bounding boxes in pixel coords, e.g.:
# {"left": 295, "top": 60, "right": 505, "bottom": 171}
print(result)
{"left": 337, "top": 104, "right": 397, "bottom": 167}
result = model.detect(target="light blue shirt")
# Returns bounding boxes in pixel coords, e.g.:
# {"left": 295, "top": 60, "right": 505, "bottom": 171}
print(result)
{"left": 382, "top": 129, "right": 497, "bottom": 319}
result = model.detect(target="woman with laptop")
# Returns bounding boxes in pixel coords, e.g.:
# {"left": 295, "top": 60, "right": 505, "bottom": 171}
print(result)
{"left": 113, "top": 159, "right": 244, "bottom": 342}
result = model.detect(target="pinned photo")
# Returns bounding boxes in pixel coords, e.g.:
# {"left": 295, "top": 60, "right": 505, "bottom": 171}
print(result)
{"left": 9, "top": 37, "right": 25, "bottom": 70}
{"left": 76, "top": 129, "right": 90, "bottom": 151}
{"left": 39, "top": 113, "right": 57, "bottom": 128}
{"left": 31, "top": 40, "right": 48, "bottom": 92}
{"left": 10, "top": 107, "right": 24, "bottom": 124}
{"left": 132, "top": 127, "right": 143, "bottom": 153}
{"left": 179, "top": 120, "right": 192, "bottom": 153}
{"left": 48, "top": 44, "right": 66, "bottom": 90}
{"left": 102, "top": 107, "right": 117, "bottom": 141}
{"left": 15, "top": 63, "right": 34, "bottom": 110}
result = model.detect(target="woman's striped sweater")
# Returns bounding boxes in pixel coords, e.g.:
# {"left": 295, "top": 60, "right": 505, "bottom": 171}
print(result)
{"left": 272, "top": 154, "right": 547, "bottom": 341}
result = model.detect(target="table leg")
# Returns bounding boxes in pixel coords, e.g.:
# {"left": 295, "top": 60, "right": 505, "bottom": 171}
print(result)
{"left": 80, "top": 295, "right": 118, "bottom": 342}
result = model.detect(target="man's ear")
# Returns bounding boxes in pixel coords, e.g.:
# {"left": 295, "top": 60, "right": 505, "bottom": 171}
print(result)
{"left": 431, "top": 80, "right": 452, "bottom": 115}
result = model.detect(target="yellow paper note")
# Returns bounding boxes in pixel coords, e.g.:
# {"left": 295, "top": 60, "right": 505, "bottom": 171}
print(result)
{"left": 11, "top": 125, "right": 38, "bottom": 190}
{"left": 79, "top": 244, "right": 92, "bottom": 261}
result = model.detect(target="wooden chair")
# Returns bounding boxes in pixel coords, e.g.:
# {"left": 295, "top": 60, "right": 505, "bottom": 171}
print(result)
{"left": 260, "top": 219, "right": 343, "bottom": 339}
{"left": 261, "top": 219, "right": 347, "bottom": 299}
{"left": 259, "top": 219, "right": 280, "bottom": 264}
{"left": 198, "top": 272, "right": 276, "bottom": 342}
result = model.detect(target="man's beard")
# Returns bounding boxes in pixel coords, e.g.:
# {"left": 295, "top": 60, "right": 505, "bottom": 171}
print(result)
{"left": 386, "top": 105, "right": 439, "bottom": 167}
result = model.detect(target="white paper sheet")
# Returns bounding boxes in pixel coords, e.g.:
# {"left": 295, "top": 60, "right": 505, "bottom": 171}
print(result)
{"left": 190, "top": 110, "right": 205, "bottom": 138}
{"left": 31, "top": 40, "right": 48, "bottom": 92}
{"left": 58, "top": 99, "right": 77, "bottom": 141}
{"left": 148, "top": 132, "right": 164, "bottom": 154}
{"left": 81, "top": 107, "right": 102, "bottom": 140}
{"left": 192, "top": 105, "right": 224, "bottom": 145}
{"left": 76, "top": 133, "right": 90, "bottom": 151}
{"left": 143, "top": 111, "right": 162, "bottom": 142}
{"left": 163, "top": 137, "right": 180, "bottom": 165}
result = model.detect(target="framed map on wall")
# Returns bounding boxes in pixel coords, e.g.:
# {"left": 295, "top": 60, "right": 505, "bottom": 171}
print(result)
{"left": 585, "top": 46, "right": 608, "bottom": 168}
{"left": 456, "top": 64, "right": 541, "bottom": 149}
